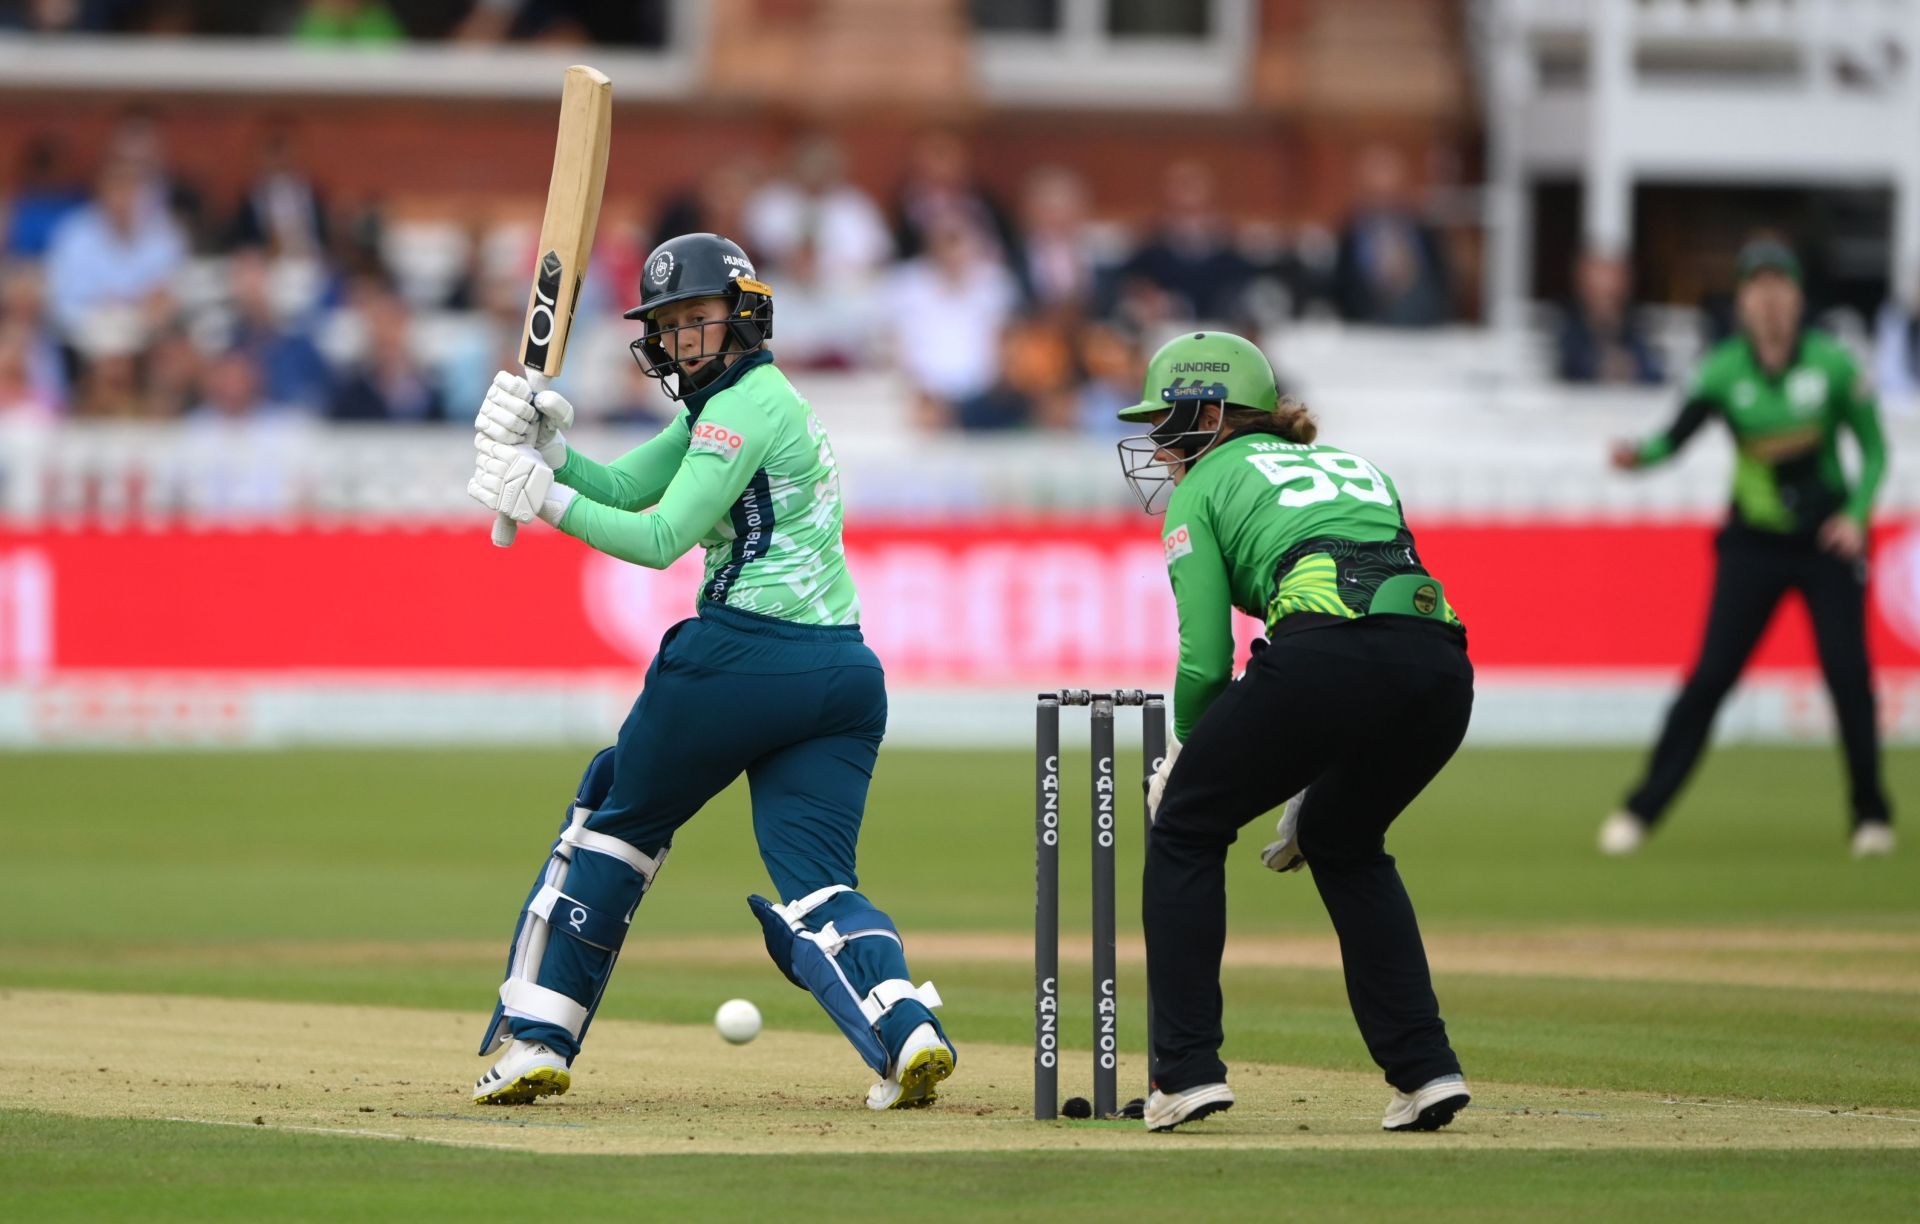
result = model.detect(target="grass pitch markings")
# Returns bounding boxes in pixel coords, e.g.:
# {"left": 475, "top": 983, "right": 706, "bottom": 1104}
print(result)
{"left": 3, "top": 988, "right": 1915, "bottom": 1157}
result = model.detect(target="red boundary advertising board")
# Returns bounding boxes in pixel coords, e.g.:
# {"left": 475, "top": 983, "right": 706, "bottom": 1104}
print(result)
{"left": 6, "top": 518, "right": 1920, "bottom": 682}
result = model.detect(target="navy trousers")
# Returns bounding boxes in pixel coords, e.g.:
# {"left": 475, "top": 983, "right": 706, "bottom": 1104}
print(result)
{"left": 509, "top": 602, "right": 930, "bottom": 1061}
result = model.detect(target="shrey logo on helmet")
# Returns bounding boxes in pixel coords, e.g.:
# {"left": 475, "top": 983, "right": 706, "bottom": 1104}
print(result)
{"left": 649, "top": 251, "right": 675, "bottom": 286}
{"left": 1163, "top": 378, "right": 1229, "bottom": 402}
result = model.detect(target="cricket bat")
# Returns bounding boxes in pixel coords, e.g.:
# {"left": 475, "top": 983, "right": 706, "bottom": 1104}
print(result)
{"left": 493, "top": 64, "right": 613, "bottom": 547}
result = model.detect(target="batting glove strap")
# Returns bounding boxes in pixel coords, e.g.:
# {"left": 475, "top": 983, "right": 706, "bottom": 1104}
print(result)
{"left": 538, "top": 482, "right": 577, "bottom": 529}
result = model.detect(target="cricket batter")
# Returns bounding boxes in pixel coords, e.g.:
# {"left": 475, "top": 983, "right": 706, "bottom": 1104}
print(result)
{"left": 465, "top": 233, "right": 956, "bottom": 1109}
{"left": 1600, "top": 240, "right": 1894, "bottom": 858}
{"left": 1121, "top": 332, "right": 1473, "bottom": 1134}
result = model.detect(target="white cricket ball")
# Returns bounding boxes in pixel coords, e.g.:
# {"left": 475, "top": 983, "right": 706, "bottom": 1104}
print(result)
{"left": 714, "top": 998, "right": 762, "bottom": 1044}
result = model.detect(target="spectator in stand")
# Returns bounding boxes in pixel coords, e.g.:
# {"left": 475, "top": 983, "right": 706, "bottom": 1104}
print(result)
{"left": 328, "top": 277, "right": 445, "bottom": 421}
{"left": 743, "top": 135, "right": 893, "bottom": 283}
{"left": 292, "top": 0, "right": 406, "bottom": 43}
{"left": 44, "top": 154, "right": 185, "bottom": 357}
{"left": 893, "top": 130, "right": 1017, "bottom": 262}
{"left": 227, "top": 121, "right": 329, "bottom": 259}
{"left": 0, "top": 322, "right": 58, "bottom": 420}
{"left": 1873, "top": 278, "right": 1920, "bottom": 415}
{"left": 229, "top": 248, "right": 332, "bottom": 414}
{"left": 763, "top": 234, "right": 877, "bottom": 372}
{"left": 954, "top": 318, "right": 1075, "bottom": 433}
{"left": 1062, "top": 319, "right": 1147, "bottom": 435}
{"left": 1333, "top": 144, "right": 1449, "bottom": 327}
{"left": 1117, "top": 160, "right": 1253, "bottom": 324}
{"left": 143, "top": 322, "right": 203, "bottom": 419}
{"left": 74, "top": 348, "right": 144, "bottom": 418}
{"left": 1012, "top": 166, "right": 1106, "bottom": 319}
{"left": 190, "top": 348, "right": 278, "bottom": 419}
{"left": 181, "top": 346, "right": 312, "bottom": 515}
{"left": 650, "top": 157, "right": 756, "bottom": 253}
{"left": 887, "top": 218, "right": 1020, "bottom": 429}
{"left": 1556, "top": 251, "right": 1663, "bottom": 385}
{"left": 109, "top": 105, "right": 213, "bottom": 253}
{"left": 0, "top": 260, "right": 67, "bottom": 413}
{"left": 450, "top": 0, "right": 668, "bottom": 44}
{"left": 603, "top": 353, "right": 676, "bottom": 429}
{"left": 0, "top": 0, "right": 114, "bottom": 32}
{"left": 3, "top": 135, "right": 86, "bottom": 259}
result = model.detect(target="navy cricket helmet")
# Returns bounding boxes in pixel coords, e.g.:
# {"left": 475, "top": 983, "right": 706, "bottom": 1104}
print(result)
{"left": 624, "top": 232, "right": 773, "bottom": 399}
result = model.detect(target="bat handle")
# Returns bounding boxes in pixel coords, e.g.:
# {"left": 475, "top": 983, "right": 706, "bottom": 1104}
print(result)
{"left": 490, "top": 368, "right": 552, "bottom": 548}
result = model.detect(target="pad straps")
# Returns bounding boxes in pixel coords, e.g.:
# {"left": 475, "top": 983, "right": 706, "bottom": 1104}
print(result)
{"left": 499, "top": 978, "right": 589, "bottom": 1038}
{"left": 560, "top": 821, "right": 663, "bottom": 885}
{"left": 860, "top": 979, "right": 944, "bottom": 1025}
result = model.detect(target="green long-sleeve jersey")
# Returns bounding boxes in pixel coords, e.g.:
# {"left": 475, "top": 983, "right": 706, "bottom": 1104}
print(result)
{"left": 1637, "top": 330, "right": 1886, "bottom": 534}
{"left": 1160, "top": 432, "right": 1456, "bottom": 739}
{"left": 551, "top": 349, "right": 861, "bottom": 624}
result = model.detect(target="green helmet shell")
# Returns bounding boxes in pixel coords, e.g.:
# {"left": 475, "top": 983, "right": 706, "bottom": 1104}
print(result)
{"left": 1117, "top": 331, "right": 1279, "bottom": 422}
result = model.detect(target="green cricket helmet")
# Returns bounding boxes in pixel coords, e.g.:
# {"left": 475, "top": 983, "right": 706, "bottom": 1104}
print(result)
{"left": 1116, "top": 331, "right": 1280, "bottom": 513}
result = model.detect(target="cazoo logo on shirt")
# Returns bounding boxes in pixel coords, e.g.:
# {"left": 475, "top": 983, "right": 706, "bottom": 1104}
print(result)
{"left": 1164, "top": 524, "right": 1194, "bottom": 563}
{"left": 690, "top": 422, "right": 747, "bottom": 461}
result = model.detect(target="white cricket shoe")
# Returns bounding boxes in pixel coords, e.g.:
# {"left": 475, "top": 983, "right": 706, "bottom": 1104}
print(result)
{"left": 1259, "top": 791, "right": 1307, "bottom": 873}
{"left": 1852, "top": 821, "right": 1896, "bottom": 858}
{"left": 1143, "top": 1082, "right": 1235, "bottom": 1132}
{"left": 472, "top": 1039, "right": 570, "bottom": 1105}
{"left": 1598, "top": 810, "right": 1648, "bottom": 856}
{"left": 866, "top": 1023, "right": 955, "bottom": 1111}
{"left": 1382, "top": 1074, "right": 1471, "bottom": 1132}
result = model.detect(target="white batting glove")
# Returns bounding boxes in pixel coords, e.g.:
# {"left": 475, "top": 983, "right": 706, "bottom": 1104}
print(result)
{"left": 529, "top": 388, "right": 574, "bottom": 469}
{"left": 474, "top": 371, "right": 536, "bottom": 447}
{"left": 1145, "top": 737, "right": 1181, "bottom": 824}
{"left": 474, "top": 373, "right": 574, "bottom": 470}
{"left": 469, "top": 441, "right": 575, "bottom": 526}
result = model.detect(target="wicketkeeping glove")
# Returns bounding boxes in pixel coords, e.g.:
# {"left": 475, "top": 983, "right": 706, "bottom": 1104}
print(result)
{"left": 1145, "top": 737, "right": 1181, "bottom": 824}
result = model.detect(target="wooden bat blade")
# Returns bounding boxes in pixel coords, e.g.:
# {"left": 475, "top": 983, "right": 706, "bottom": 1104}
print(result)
{"left": 496, "top": 64, "right": 611, "bottom": 549}
{"left": 521, "top": 64, "right": 612, "bottom": 380}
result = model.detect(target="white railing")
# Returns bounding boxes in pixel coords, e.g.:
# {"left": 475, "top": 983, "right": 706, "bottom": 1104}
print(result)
{"left": 6, "top": 366, "right": 1918, "bottom": 523}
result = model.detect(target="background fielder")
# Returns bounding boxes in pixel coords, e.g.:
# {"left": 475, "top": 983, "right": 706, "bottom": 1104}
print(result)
{"left": 1602, "top": 240, "right": 1894, "bottom": 859}
{"left": 466, "top": 232, "right": 956, "bottom": 1111}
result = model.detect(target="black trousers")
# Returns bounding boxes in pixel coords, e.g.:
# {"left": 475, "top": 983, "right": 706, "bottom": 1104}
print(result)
{"left": 1144, "top": 617, "right": 1475, "bottom": 1094}
{"left": 1626, "top": 527, "right": 1890, "bottom": 828}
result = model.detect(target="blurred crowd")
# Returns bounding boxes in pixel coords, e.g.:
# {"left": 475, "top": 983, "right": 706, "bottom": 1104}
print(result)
{"left": 0, "top": 109, "right": 1488, "bottom": 436}
{"left": 0, "top": 0, "right": 668, "bottom": 43}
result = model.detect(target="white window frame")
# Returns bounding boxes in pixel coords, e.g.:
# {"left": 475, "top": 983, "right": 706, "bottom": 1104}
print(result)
{"left": 972, "top": 0, "right": 1256, "bottom": 111}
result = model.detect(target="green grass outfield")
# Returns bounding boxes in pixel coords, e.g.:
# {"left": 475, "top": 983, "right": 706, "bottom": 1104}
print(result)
{"left": 2, "top": 745, "right": 1917, "bottom": 1219}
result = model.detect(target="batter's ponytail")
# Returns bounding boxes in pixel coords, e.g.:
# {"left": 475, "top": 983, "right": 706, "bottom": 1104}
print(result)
{"left": 1224, "top": 398, "right": 1317, "bottom": 445}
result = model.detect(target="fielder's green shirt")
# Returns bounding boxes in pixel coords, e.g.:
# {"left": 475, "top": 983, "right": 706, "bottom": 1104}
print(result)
{"left": 550, "top": 349, "right": 862, "bottom": 625}
{"left": 1161, "top": 432, "right": 1457, "bottom": 739}
{"left": 1637, "top": 330, "right": 1886, "bottom": 533}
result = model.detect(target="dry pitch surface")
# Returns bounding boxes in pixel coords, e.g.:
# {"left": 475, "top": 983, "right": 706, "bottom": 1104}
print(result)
{"left": 6, "top": 987, "right": 1917, "bottom": 1157}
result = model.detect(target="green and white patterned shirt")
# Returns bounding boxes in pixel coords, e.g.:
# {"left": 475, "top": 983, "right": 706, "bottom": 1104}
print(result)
{"left": 551, "top": 349, "right": 861, "bottom": 625}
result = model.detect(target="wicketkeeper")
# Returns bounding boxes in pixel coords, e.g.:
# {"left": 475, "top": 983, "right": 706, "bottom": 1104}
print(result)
{"left": 1121, "top": 331, "right": 1473, "bottom": 1134}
